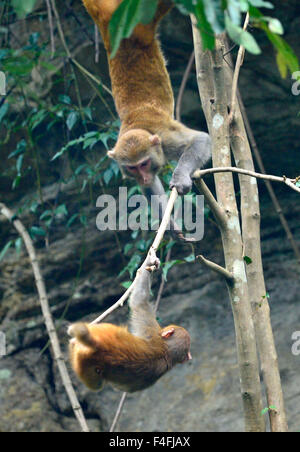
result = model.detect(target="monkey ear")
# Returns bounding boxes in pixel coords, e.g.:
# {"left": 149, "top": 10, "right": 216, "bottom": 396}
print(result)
{"left": 149, "top": 134, "right": 161, "bottom": 146}
{"left": 107, "top": 149, "right": 116, "bottom": 159}
{"left": 161, "top": 327, "right": 175, "bottom": 339}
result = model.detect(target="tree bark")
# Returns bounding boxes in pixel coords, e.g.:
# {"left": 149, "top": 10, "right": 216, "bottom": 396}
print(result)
{"left": 191, "top": 22, "right": 265, "bottom": 432}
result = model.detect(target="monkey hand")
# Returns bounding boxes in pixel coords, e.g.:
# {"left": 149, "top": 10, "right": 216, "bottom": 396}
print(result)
{"left": 145, "top": 250, "right": 160, "bottom": 272}
{"left": 170, "top": 171, "right": 192, "bottom": 195}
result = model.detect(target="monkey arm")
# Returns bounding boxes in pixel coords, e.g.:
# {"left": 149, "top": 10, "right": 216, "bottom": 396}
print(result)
{"left": 129, "top": 264, "right": 161, "bottom": 340}
{"left": 169, "top": 130, "right": 212, "bottom": 195}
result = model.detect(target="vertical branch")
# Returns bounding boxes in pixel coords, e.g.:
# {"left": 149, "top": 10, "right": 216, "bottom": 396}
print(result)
{"left": 238, "top": 94, "right": 300, "bottom": 264}
{"left": 45, "top": 0, "right": 55, "bottom": 58}
{"left": 191, "top": 19, "right": 265, "bottom": 432}
{"left": 224, "top": 36, "right": 288, "bottom": 431}
{"left": 0, "top": 203, "right": 90, "bottom": 432}
{"left": 94, "top": 24, "right": 100, "bottom": 63}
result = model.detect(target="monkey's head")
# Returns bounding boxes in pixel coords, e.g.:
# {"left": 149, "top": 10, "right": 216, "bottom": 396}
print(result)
{"left": 161, "top": 325, "right": 192, "bottom": 365}
{"left": 108, "top": 129, "right": 165, "bottom": 186}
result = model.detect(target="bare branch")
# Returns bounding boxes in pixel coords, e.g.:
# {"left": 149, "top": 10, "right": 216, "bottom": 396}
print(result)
{"left": 45, "top": 0, "right": 55, "bottom": 58}
{"left": 0, "top": 202, "right": 90, "bottom": 433}
{"left": 193, "top": 167, "right": 300, "bottom": 194}
{"left": 196, "top": 255, "right": 234, "bottom": 284}
{"left": 228, "top": 13, "right": 249, "bottom": 123}
{"left": 94, "top": 24, "right": 100, "bottom": 63}
{"left": 176, "top": 50, "right": 195, "bottom": 122}
{"left": 193, "top": 178, "right": 227, "bottom": 230}
{"left": 109, "top": 392, "right": 127, "bottom": 432}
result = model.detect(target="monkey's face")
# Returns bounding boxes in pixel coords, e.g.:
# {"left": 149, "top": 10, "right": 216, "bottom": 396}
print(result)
{"left": 108, "top": 129, "right": 165, "bottom": 186}
{"left": 161, "top": 326, "right": 192, "bottom": 365}
{"left": 69, "top": 340, "right": 105, "bottom": 391}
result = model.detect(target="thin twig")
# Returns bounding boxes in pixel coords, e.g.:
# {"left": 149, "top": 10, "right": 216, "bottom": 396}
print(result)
{"left": 0, "top": 202, "right": 89, "bottom": 433}
{"left": 193, "top": 167, "right": 300, "bottom": 194}
{"left": 45, "top": 0, "right": 55, "bottom": 58}
{"left": 176, "top": 50, "right": 195, "bottom": 122}
{"left": 196, "top": 254, "right": 234, "bottom": 284}
{"left": 229, "top": 13, "right": 249, "bottom": 123}
{"left": 109, "top": 392, "right": 127, "bottom": 432}
{"left": 95, "top": 24, "right": 100, "bottom": 63}
{"left": 193, "top": 178, "right": 227, "bottom": 230}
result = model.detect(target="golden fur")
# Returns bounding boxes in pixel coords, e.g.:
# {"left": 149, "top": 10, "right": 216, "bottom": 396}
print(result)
{"left": 82, "top": 0, "right": 175, "bottom": 163}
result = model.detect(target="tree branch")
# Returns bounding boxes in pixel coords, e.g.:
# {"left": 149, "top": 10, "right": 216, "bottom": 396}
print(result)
{"left": 228, "top": 13, "right": 249, "bottom": 124}
{"left": 196, "top": 254, "right": 234, "bottom": 284}
{"left": 193, "top": 178, "right": 227, "bottom": 230}
{"left": 193, "top": 167, "right": 300, "bottom": 194}
{"left": 0, "top": 202, "right": 90, "bottom": 433}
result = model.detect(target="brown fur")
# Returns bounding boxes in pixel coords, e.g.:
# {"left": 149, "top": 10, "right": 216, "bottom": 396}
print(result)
{"left": 82, "top": 0, "right": 178, "bottom": 163}
{"left": 69, "top": 322, "right": 190, "bottom": 392}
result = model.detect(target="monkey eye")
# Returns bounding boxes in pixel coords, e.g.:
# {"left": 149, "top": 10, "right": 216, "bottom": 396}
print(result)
{"left": 140, "top": 159, "right": 150, "bottom": 168}
{"left": 95, "top": 367, "right": 102, "bottom": 375}
{"left": 126, "top": 165, "right": 137, "bottom": 172}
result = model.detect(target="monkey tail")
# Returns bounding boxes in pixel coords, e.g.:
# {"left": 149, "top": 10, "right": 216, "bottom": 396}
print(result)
{"left": 68, "top": 323, "right": 95, "bottom": 348}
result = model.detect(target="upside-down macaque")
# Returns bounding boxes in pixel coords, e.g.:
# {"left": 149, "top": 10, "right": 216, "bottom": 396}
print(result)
{"left": 68, "top": 255, "right": 191, "bottom": 392}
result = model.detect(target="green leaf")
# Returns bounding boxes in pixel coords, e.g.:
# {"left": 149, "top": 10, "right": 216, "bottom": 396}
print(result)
{"left": 0, "top": 240, "right": 13, "bottom": 262}
{"left": 184, "top": 254, "right": 195, "bottom": 263}
{"left": 243, "top": 255, "right": 252, "bottom": 265}
{"left": 16, "top": 154, "right": 24, "bottom": 175}
{"left": 162, "top": 260, "right": 182, "bottom": 281}
{"left": 267, "top": 18, "right": 283, "bottom": 35}
{"left": 30, "top": 226, "right": 46, "bottom": 237}
{"left": 15, "top": 237, "right": 23, "bottom": 257}
{"left": 12, "top": 0, "right": 37, "bottom": 18}
{"left": 225, "top": 13, "right": 261, "bottom": 54}
{"left": 66, "top": 111, "right": 79, "bottom": 131}
{"left": 248, "top": 0, "right": 274, "bottom": 8}
{"left": 58, "top": 94, "right": 71, "bottom": 105}
{"left": 202, "top": 0, "right": 224, "bottom": 34}
{"left": 124, "top": 243, "right": 133, "bottom": 255}
{"left": 121, "top": 281, "right": 133, "bottom": 289}
{"left": 67, "top": 214, "right": 79, "bottom": 228}
{"left": 55, "top": 204, "right": 68, "bottom": 217}
{"left": 103, "top": 168, "right": 114, "bottom": 185}
{"left": 0, "top": 103, "right": 9, "bottom": 124}
{"left": 227, "top": 0, "right": 241, "bottom": 25}
{"left": 239, "top": 0, "right": 249, "bottom": 12}
{"left": 40, "top": 210, "right": 53, "bottom": 221}
{"left": 262, "top": 24, "right": 299, "bottom": 76}
{"left": 276, "top": 51, "right": 287, "bottom": 78}
{"left": 8, "top": 139, "right": 26, "bottom": 159}
{"left": 195, "top": 1, "right": 215, "bottom": 50}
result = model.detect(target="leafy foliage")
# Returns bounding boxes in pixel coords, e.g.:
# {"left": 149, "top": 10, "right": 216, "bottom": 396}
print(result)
{"left": 109, "top": 0, "right": 299, "bottom": 77}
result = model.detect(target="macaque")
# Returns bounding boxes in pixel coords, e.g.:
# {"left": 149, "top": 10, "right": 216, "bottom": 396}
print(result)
{"left": 68, "top": 256, "right": 191, "bottom": 392}
{"left": 82, "top": 0, "right": 211, "bottom": 199}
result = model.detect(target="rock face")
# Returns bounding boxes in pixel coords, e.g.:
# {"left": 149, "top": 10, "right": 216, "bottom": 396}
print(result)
{"left": 0, "top": 0, "right": 300, "bottom": 432}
